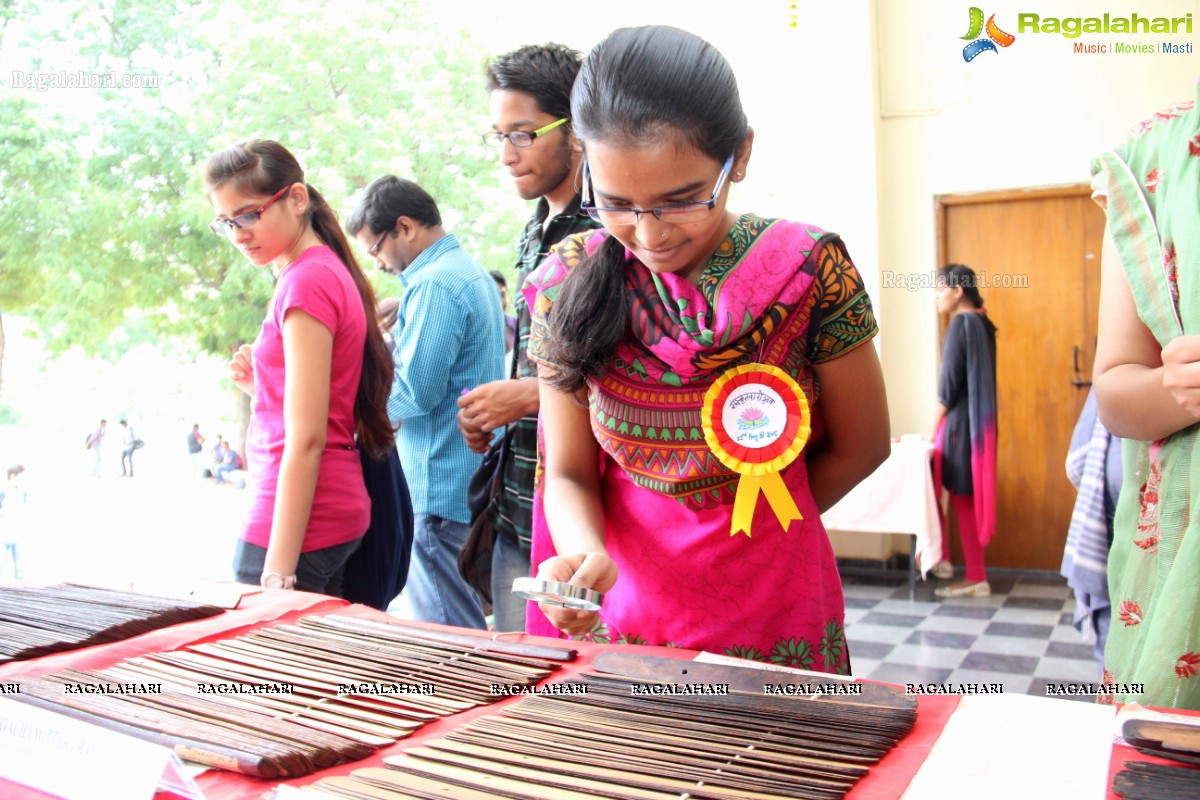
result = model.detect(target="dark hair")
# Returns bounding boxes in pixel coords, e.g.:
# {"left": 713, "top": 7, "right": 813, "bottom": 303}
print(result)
{"left": 573, "top": 26, "right": 746, "bottom": 159}
{"left": 547, "top": 26, "right": 748, "bottom": 392}
{"left": 346, "top": 175, "right": 441, "bottom": 236}
{"left": 485, "top": 43, "right": 584, "bottom": 122}
{"left": 202, "top": 140, "right": 396, "bottom": 459}
{"left": 7, "top": 464, "right": 24, "bottom": 480}
{"left": 938, "top": 263, "right": 998, "bottom": 336}
{"left": 488, "top": 270, "right": 507, "bottom": 289}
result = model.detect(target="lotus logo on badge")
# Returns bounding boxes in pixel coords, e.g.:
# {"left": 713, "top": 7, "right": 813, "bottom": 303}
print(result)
{"left": 962, "top": 7, "right": 1016, "bottom": 61}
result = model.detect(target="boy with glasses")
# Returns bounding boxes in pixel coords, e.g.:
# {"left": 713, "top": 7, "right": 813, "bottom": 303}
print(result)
{"left": 456, "top": 44, "right": 600, "bottom": 632}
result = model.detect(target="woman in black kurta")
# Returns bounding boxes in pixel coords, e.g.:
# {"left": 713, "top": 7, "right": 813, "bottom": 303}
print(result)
{"left": 930, "top": 264, "right": 998, "bottom": 597}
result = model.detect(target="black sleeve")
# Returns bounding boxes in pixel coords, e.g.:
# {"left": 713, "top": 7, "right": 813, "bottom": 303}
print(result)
{"left": 938, "top": 314, "right": 967, "bottom": 408}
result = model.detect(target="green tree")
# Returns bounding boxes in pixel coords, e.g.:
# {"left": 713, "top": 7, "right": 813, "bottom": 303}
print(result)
{"left": 185, "top": 0, "right": 523, "bottom": 269}
{"left": 0, "top": 95, "right": 81, "bottom": 399}
{"left": 2, "top": 0, "right": 528, "bottom": 434}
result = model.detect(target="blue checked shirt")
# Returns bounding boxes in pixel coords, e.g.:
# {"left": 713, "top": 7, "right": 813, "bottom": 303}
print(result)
{"left": 387, "top": 234, "right": 505, "bottom": 523}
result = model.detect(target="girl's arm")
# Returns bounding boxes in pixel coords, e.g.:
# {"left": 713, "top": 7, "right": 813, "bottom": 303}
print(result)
{"left": 534, "top": 376, "right": 617, "bottom": 636}
{"left": 1093, "top": 227, "right": 1197, "bottom": 441}
{"left": 807, "top": 341, "right": 891, "bottom": 512}
{"left": 262, "top": 309, "right": 332, "bottom": 583}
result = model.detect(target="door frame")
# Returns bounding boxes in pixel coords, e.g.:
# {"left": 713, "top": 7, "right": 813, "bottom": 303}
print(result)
{"left": 933, "top": 182, "right": 1099, "bottom": 571}
{"left": 935, "top": 183, "right": 1094, "bottom": 264}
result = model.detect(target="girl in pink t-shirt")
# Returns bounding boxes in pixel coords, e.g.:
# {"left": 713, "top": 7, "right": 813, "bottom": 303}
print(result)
{"left": 204, "top": 140, "right": 395, "bottom": 595}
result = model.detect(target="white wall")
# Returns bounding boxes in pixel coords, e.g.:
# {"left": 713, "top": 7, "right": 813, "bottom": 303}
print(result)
{"left": 439, "top": 1, "right": 883, "bottom": 300}
{"left": 876, "top": 0, "right": 1200, "bottom": 434}
{"left": 440, "top": 0, "right": 1199, "bottom": 439}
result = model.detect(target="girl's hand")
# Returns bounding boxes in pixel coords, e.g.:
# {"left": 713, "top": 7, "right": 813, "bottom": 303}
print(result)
{"left": 230, "top": 344, "right": 255, "bottom": 396}
{"left": 533, "top": 552, "right": 618, "bottom": 637}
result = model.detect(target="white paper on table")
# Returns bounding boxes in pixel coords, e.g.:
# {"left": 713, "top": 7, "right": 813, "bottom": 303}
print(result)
{"left": 901, "top": 693, "right": 1115, "bottom": 799}
{"left": 0, "top": 697, "right": 203, "bottom": 800}
{"left": 694, "top": 651, "right": 857, "bottom": 681}
{"left": 114, "top": 579, "right": 248, "bottom": 609}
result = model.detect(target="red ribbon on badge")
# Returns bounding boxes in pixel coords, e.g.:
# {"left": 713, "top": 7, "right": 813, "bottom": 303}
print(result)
{"left": 701, "top": 363, "right": 812, "bottom": 537}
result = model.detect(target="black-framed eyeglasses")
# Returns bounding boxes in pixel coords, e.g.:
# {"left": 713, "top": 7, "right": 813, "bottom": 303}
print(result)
{"left": 368, "top": 228, "right": 390, "bottom": 258}
{"left": 209, "top": 185, "right": 292, "bottom": 238}
{"left": 481, "top": 118, "right": 568, "bottom": 148}
{"left": 580, "top": 155, "right": 735, "bottom": 227}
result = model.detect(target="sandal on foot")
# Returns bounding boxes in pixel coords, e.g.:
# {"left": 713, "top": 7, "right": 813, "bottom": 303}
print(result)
{"left": 935, "top": 580, "right": 990, "bottom": 598}
{"left": 931, "top": 560, "right": 954, "bottom": 580}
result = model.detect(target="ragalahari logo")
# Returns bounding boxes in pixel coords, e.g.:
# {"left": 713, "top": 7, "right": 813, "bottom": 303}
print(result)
{"left": 961, "top": 7, "right": 1016, "bottom": 61}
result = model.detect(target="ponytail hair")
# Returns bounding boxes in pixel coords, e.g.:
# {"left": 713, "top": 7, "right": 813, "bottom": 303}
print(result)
{"left": 202, "top": 140, "right": 396, "bottom": 459}
{"left": 545, "top": 235, "right": 629, "bottom": 393}
{"left": 938, "top": 263, "right": 998, "bottom": 337}
{"left": 546, "top": 26, "right": 749, "bottom": 392}
{"left": 307, "top": 184, "right": 397, "bottom": 459}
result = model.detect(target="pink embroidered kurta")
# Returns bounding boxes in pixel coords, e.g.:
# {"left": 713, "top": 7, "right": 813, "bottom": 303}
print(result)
{"left": 523, "top": 215, "right": 878, "bottom": 672}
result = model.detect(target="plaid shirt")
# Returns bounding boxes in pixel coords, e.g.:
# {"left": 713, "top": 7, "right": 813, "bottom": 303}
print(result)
{"left": 494, "top": 195, "right": 600, "bottom": 550}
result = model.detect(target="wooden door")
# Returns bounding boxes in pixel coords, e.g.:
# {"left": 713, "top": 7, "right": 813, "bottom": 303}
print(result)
{"left": 937, "top": 186, "right": 1104, "bottom": 570}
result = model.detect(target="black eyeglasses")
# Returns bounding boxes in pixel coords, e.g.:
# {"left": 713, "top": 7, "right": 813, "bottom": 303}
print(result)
{"left": 209, "top": 185, "right": 291, "bottom": 238}
{"left": 368, "top": 229, "right": 390, "bottom": 258}
{"left": 581, "top": 155, "right": 734, "bottom": 227}
{"left": 481, "top": 118, "right": 568, "bottom": 148}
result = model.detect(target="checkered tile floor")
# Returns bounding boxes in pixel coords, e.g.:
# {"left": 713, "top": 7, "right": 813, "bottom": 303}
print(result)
{"left": 840, "top": 569, "right": 1103, "bottom": 701}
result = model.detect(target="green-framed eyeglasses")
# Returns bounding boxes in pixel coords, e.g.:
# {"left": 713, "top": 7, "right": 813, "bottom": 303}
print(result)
{"left": 481, "top": 118, "right": 568, "bottom": 148}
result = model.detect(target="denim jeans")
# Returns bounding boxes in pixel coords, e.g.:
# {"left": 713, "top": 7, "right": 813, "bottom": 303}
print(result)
{"left": 1091, "top": 606, "right": 1111, "bottom": 666}
{"left": 402, "top": 513, "right": 486, "bottom": 630}
{"left": 489, "top": 529, "right": 531, "bottom": 632}
{"left": 233, "top": 536, "right": 362, "bottom": 598}
{"left": 1, "top": 542, "right": 20, "bottom": 580}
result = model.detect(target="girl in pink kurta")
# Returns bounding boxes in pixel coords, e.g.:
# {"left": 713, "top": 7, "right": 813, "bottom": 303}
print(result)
{"left": 522, "top": 26, "right": 889, "bottom": 671}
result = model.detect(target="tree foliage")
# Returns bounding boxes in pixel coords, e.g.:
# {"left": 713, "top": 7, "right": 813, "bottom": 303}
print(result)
{"left": 0, "top": 94, "right": 83, "bottom": 396}
{"left": 1, "top": 0, "right": 526, "bottom": 373}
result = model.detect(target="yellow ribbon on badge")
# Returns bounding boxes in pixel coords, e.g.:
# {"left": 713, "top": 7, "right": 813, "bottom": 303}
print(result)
{"left": 730, "top": 471, "right": 804, "bottom": 537}
{"left": 701, "top": 363, "right": 811, "bottom": 537}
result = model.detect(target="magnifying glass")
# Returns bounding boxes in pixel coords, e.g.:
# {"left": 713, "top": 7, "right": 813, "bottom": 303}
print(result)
{"left": 511, "top": 577, "right": 603, "bottom": 611}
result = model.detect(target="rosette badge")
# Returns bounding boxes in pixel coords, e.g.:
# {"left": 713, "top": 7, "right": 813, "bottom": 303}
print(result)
{"left": 701, "top": 363, "right": 811, "bottom": 537}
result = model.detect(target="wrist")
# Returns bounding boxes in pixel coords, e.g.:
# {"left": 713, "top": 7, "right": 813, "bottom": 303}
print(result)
{"left": 260, "top": 571, "right": 296, "bottom": 590}
{"left": 520, "top": 377, "right": 541, "bottom": 415}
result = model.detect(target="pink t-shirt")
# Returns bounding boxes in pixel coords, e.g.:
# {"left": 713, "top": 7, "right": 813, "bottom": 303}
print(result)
{"left": 242, "top": 245, "right": 370, "bottom": 551}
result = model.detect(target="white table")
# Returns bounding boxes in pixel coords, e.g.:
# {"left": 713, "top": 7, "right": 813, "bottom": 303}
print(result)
{"left": 821, "top": 438, "right": 943, "bottom": 599}
{"left": 901, "top": 693, "right": 1114, "bottom": 799}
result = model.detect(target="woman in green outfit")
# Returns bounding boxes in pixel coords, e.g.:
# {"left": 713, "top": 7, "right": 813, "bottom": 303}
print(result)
{"left": 1093, "top": 85, "right": 1200, "bottom": 710}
